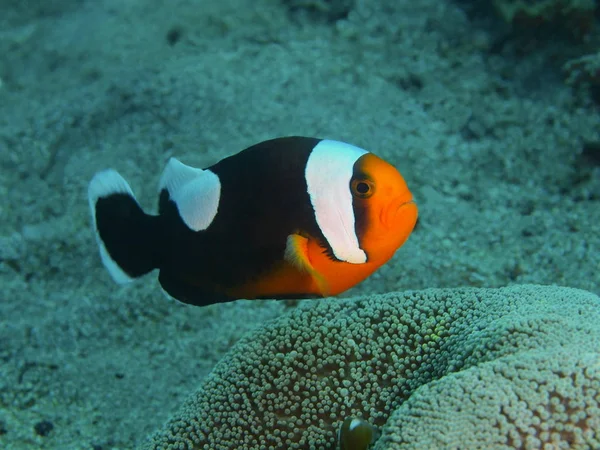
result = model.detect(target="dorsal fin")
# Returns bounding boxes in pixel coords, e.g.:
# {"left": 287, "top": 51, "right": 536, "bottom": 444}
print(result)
{"left": 158, "top": 157, "right": 221, "bottom": 232}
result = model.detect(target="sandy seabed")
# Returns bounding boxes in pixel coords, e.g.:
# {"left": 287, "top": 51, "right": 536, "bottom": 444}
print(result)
{"left": 1, "top": 0, "right": 599, "bottom": 448}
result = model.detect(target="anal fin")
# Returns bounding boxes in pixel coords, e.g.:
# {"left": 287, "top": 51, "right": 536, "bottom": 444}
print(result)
{"left": 158, "top": 270, "right": 233, "bottom": 307}
{"left": 284, "top": 234, "right": 330, "bottom": 296}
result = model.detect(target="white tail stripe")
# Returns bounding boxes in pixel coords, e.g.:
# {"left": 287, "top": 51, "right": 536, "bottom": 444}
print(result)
{"left": 87, "top": 169, "right": 135, "bottom": 284}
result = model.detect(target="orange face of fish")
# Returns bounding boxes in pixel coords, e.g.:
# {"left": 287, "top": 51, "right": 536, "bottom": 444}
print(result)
{"left": 233, "top": 152, "right": 418, "bottom": 300}
{"left": 228, "top": 149, "right": 417, "bottom": 298}
{"left": 306, "top": 153, "right": 418, "bottom": 296}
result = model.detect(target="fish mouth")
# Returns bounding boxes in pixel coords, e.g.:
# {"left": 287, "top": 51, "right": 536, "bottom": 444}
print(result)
{"left": 382, "top": 197, "right": 418, "bottom": 230}
{"left": 395, "top": 200, "right": 418, "bottom": 229}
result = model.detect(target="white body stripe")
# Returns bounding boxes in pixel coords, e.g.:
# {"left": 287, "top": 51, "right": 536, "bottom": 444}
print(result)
{"left": 158, "top": 158, "right": 221, "bottom": 232}
{"left": 305, "top": 140, "right": 368, "bottom": 264}
{"left": 88, "top": 169, "right": 136, "bottom": 284}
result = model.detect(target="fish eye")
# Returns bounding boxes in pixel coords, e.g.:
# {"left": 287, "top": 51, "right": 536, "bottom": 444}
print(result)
{"left": 351, "top": 179, "right": 374, "bottom": 198}
{"left": 356, "top": 182, "right": 370, "bottom": 194}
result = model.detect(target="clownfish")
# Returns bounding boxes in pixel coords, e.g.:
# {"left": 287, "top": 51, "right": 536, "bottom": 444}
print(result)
{"left": 87, "top": 136, "right": 417, "bottom": 306}
{"left": 338, "top": 417, "right": 380, "bottom": 450}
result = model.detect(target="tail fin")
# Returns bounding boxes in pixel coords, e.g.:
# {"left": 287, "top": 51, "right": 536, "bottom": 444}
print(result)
{"left": 88, "top": 169, "right": 162, "bottom": 283}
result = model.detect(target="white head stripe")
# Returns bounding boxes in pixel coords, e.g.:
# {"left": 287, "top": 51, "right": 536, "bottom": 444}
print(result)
{"left": 305, "top": 140, "right": 367, "bottom": 264}
{"left": 158, "top": 158, "right": 221, "bottom": 232}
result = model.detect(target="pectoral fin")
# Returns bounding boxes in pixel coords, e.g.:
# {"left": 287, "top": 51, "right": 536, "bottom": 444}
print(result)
{"left": 284, "top": 234, "right": 330, "bottom": 296}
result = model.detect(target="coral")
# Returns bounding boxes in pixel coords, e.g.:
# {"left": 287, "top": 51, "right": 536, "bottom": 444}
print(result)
{"left": 564, "top": 51, "right": 600, "bottom": 103}
{"left": 374, "top": 350, "right": 600, "bottom": 449}
{"left": 141, "top": 285, "right": 600, "bottom": 450}
{"left": 492, "top": 0, "right": 596, "bottom": 36}
{"left": 564, "top": 51, "right": 600, "bottom": 86}
{"left": 282, "top": 0, "right": 355, "bottom": 22}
